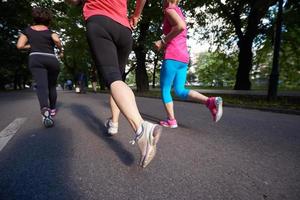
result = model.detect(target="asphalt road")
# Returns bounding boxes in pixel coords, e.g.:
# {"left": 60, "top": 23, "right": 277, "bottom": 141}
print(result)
{"left": 0, "top": 90, "right": 299, "bottom": 200}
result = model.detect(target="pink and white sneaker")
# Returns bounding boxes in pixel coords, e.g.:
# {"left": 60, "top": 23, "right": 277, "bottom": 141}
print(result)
{"left": 206, "top": 97, "right": 223, "bottom": 122}
{"left": 160, "top": 118, "right": 178, "bottom": 128}
{"left": 50, "top": 109, "right": 56, "bottom": 117}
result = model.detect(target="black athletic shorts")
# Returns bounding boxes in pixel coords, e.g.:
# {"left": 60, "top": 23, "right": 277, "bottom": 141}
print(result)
{"left": 86, "top": 15, "right": 133, "bottom": 87}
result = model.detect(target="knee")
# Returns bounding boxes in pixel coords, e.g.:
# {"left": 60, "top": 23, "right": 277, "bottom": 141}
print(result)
{"left": 174, "top": 87, "right": 189, "bottom": 100}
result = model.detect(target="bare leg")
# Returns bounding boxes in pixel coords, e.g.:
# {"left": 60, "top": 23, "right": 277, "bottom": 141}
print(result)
{"left": 163, "top": 102, "right": 175, "bottom": 120}
{"left": 109, "top": 95, "right": 121, "bottom": 123}
{"left": 110, "top": 81, "right": 143, "bottom": 132}
{"left": 188, "top": 90, "right": 209, "bottom": 104}
{"left": 163, "top": 91, "right": 208, "bottom": 120}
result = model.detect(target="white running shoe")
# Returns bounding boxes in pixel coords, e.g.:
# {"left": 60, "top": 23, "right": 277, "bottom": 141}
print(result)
{"left": 130, "top": 121, "right": 162, "bottom": 168}
{"left": 207, "top": 97, "right": 223, "bottom": 122}
{"left": 41, "top": 107, "right": 54, "bottom": 128}
{"left": 105, "top": 119, "right": 118, "bottom": 136}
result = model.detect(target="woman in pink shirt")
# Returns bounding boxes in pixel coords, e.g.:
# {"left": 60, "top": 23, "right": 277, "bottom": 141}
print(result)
{"left": 154, "top": 0, "right": 223, "bottom": 128}
{"left": 66, "top": 0, "right": 162, "bottom": 168}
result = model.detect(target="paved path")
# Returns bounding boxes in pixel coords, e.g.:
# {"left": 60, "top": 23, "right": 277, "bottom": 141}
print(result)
{"left": 0, "top": 90, "right": 299, "bottom": 200}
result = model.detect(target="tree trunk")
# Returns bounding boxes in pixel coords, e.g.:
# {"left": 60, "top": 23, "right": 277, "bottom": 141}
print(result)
{"left": 133, "top": 17, "right": 150, "bottom": 92}
{"left": 268, "top": 0, "right": 283, "bottom": 100}
{"left": 152, "top": 56, "right": 159, "bottom": 88}
{"left": 234, "top": 38, "right": 253, "bottom": 90}
{"left": 134, "top": 47, "right": 149, "bottom": 92}
{"left": 98, "top": 73, "right": 106, "bottom": 90}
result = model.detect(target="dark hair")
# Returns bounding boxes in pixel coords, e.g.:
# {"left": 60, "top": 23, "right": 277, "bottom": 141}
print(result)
{"left": 32, "top": 7, "right": 52, "bottom": 26}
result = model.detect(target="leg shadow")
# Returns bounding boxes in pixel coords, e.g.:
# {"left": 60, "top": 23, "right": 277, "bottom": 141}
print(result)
{"left": 69, "top": 103, "right": 135, "bottom": 166}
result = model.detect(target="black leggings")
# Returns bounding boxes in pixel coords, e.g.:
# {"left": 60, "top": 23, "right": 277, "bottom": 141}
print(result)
{"left": 29, "top": 54, "right": 60, "bottom": 110}
{"left": 86, "top": 15, "right": 133, "bottom": 87}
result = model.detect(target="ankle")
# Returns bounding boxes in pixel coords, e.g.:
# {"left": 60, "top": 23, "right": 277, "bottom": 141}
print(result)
{"left": 205, "top": 98, "right": 211, "bottom": 107}
{"left": 136, "top": 122, "right": 144, "bottom": 136}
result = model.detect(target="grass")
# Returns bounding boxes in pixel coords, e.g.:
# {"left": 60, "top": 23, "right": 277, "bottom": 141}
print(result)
{"left": 131, "top": 90, "right": 300, "bottom": 114}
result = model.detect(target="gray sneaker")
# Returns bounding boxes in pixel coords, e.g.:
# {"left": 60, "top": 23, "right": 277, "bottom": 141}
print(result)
{"left": 130, "top": 121, "right": 162, "bottom": 168}
{"left": 105, "top": 119, "right": 118, "bottom": 135}
{"left": 41, "top": 107, "right": 54, "bottom": 128}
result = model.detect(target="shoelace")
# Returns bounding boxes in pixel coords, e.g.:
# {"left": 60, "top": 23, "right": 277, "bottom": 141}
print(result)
{"left": 129, "top": 127, "right": 144, "bottom": 145}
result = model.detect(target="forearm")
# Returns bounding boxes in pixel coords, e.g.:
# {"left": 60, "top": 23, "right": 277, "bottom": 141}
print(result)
{"left": 17, "top": 44, "right": 31, "bottom": 50}
{"left": 133, "top": 0, "right": 147, "bottom": 17}
{"left": 164, "top": 26, "right": 184, "bottom": 43}
{"left": 65, "top": 0, "right": 82, "bottom": 6}
{"left": 56, "top": 42, "right": 63, "bottom": 52}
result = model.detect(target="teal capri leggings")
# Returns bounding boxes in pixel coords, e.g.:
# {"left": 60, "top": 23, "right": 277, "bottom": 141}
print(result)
{"left": 160, "top": 59, "right": 190, "bottom": 103}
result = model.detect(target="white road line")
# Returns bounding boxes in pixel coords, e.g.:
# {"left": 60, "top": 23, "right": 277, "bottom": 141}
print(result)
{"left": 0, "top": 118, "right": 27, "bottom": 152}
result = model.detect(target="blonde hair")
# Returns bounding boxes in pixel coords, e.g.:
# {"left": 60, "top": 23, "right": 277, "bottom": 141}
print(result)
{"left": 166, "top": 0, "right": 180, "bottom": 4}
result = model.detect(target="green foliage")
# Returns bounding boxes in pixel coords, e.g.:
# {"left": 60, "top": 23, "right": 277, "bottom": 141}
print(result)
{"left": 251, "top": 0, "right": 300, "bottom": 89}
{"left": 0, "top": 0, "right": 32, "bottom": 89}
{"left": 196, "top": 51, "right": 238, "bottom": 87}
{"left": 279, "top": 0, "right": 300, "bottom": 88}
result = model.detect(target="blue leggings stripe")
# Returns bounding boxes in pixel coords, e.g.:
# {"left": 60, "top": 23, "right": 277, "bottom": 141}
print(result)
{"left": 160, "top": 59, "right": 190, "bottom": 103}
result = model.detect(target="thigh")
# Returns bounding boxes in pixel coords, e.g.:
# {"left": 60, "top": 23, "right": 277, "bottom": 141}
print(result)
{"left": 116, "top": 28, "right": 133, "bottom": 80}
{"left": 46, "top": 57, "right": 60, "bottom": 86}
{"left": 86, "top": 16, "right": 120, "bottom": 84}
{"left": 160, "top": 60, "right": 177, "bottom": 88}
{"left": 174, "top": 61, "right": 188, "bottom": 89}
{"left": 30, "top": 66, "right": 48, "bottom": 88}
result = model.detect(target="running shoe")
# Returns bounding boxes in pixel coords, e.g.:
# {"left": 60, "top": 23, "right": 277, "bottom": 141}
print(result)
{"left": 105, "top": 118, "right": 118, "bottom": 136}
{"left": 41, "top": 107, "right": 54, "bottom": 128}
{"left": 50, "top": 109, "right": 56, "bottom": 117}
{"left": 160, "top": 118, "right": 178, "bottom": 128}
{"left": 206, "top": 97, "right": 223, "bottom": 122}
{"left": 130, "top": 121, "right": 162, "bottom": 168}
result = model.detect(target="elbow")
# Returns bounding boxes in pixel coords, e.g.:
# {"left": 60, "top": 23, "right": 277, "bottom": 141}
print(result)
{"left": 16, "top": 44, "right": 23, "bottom": 50}
{"left": 178, "top": 23, "right": 186, "bottom": 32}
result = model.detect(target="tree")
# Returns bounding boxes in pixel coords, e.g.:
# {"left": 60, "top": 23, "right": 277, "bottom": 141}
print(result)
{"left": 196, "top": 51, "right": 237, "bottom": 87}
{"left": 268, "top": 0, "right": 283, "bottom": 100}
{"left": 192, "top": 0, "right": 278, "bottom": 90}
{"left": 0, "top": 0, "right": 32, "bottom": 89}
{"left": 250, "top": 0, "right": 300, "bottom": 90}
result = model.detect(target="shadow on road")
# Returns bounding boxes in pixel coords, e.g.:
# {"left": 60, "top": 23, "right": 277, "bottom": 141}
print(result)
{"left": 0, "top": 126, "right": 80, "bottom": 200}
{"left": 69, "top": 103, "right": 135, "bottom": 166}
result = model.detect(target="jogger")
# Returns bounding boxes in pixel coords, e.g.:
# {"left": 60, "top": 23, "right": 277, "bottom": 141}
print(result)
{"left": 29, "top": 54, "right": 60, "bottom": 110}
{"left": 66, "top": 0, "right": 162, "bottom": 168}
{"left": 17, "top": 7, "right": 63, "bottom": 127}
{"left": 154, "top": 0, "right": 223, "bottom": 128}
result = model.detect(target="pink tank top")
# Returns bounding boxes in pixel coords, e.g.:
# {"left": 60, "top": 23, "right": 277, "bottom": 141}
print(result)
{"left": 83, "top": 0, "right": 130, "bottom": 29}
{"left": 163, "top": 5, "right": 189, "bottom": 63}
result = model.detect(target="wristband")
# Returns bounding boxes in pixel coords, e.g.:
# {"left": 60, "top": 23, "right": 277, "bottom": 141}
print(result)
{"left": 160, "top": 35, "right": 166, "bottom": 44}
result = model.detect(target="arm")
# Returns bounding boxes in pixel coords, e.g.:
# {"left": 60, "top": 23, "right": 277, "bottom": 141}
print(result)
{"left": 65, "top": 0, "right": 83, "bottom": 6}
{"left": 129, "top": 0, "right": 147, "bottom": 29}
{"left": 163, "top": 9, "right": 186, "bottom": 43}
{"left": 16, "top": 34, "right": 31, "bottom": 50}
{"left": 51, "top": 33, "right": 64, "bottom": 58}
{"left": 154, "top": 9, "right": 186, "bottom": 51}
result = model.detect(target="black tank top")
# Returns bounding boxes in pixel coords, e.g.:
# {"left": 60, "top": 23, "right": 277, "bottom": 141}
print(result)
{"left": 22, "top": 27, "right": 55, "bottom": 54}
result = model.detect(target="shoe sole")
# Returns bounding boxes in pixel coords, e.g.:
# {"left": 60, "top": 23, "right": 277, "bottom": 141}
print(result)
{"left": 161, "top": 124, "right": 178, "bottom": 128}
{"left": 105, "top": 120, "right": 118, "bottom": 136}
{"left": 215, "top": 97, "right": 223, "bottom": 122}
{"left": 42, "top": 109, "right": 54, "bottom": 128}
{"left": 141, "top": 125, "right": 162, "bottom": 168}
{"left": 160, "top": 121, "right": 178, "bottom": 128}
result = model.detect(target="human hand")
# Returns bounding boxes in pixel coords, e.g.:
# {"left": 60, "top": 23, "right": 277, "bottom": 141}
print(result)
{"left": 129, "top": 15, "right": 140, "bottom": 29}
{"left": 59, "top": 51, "right": 64, "bottom": 59}
{"left": 153, "top": 40, "right": 164, "bottom": 51}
